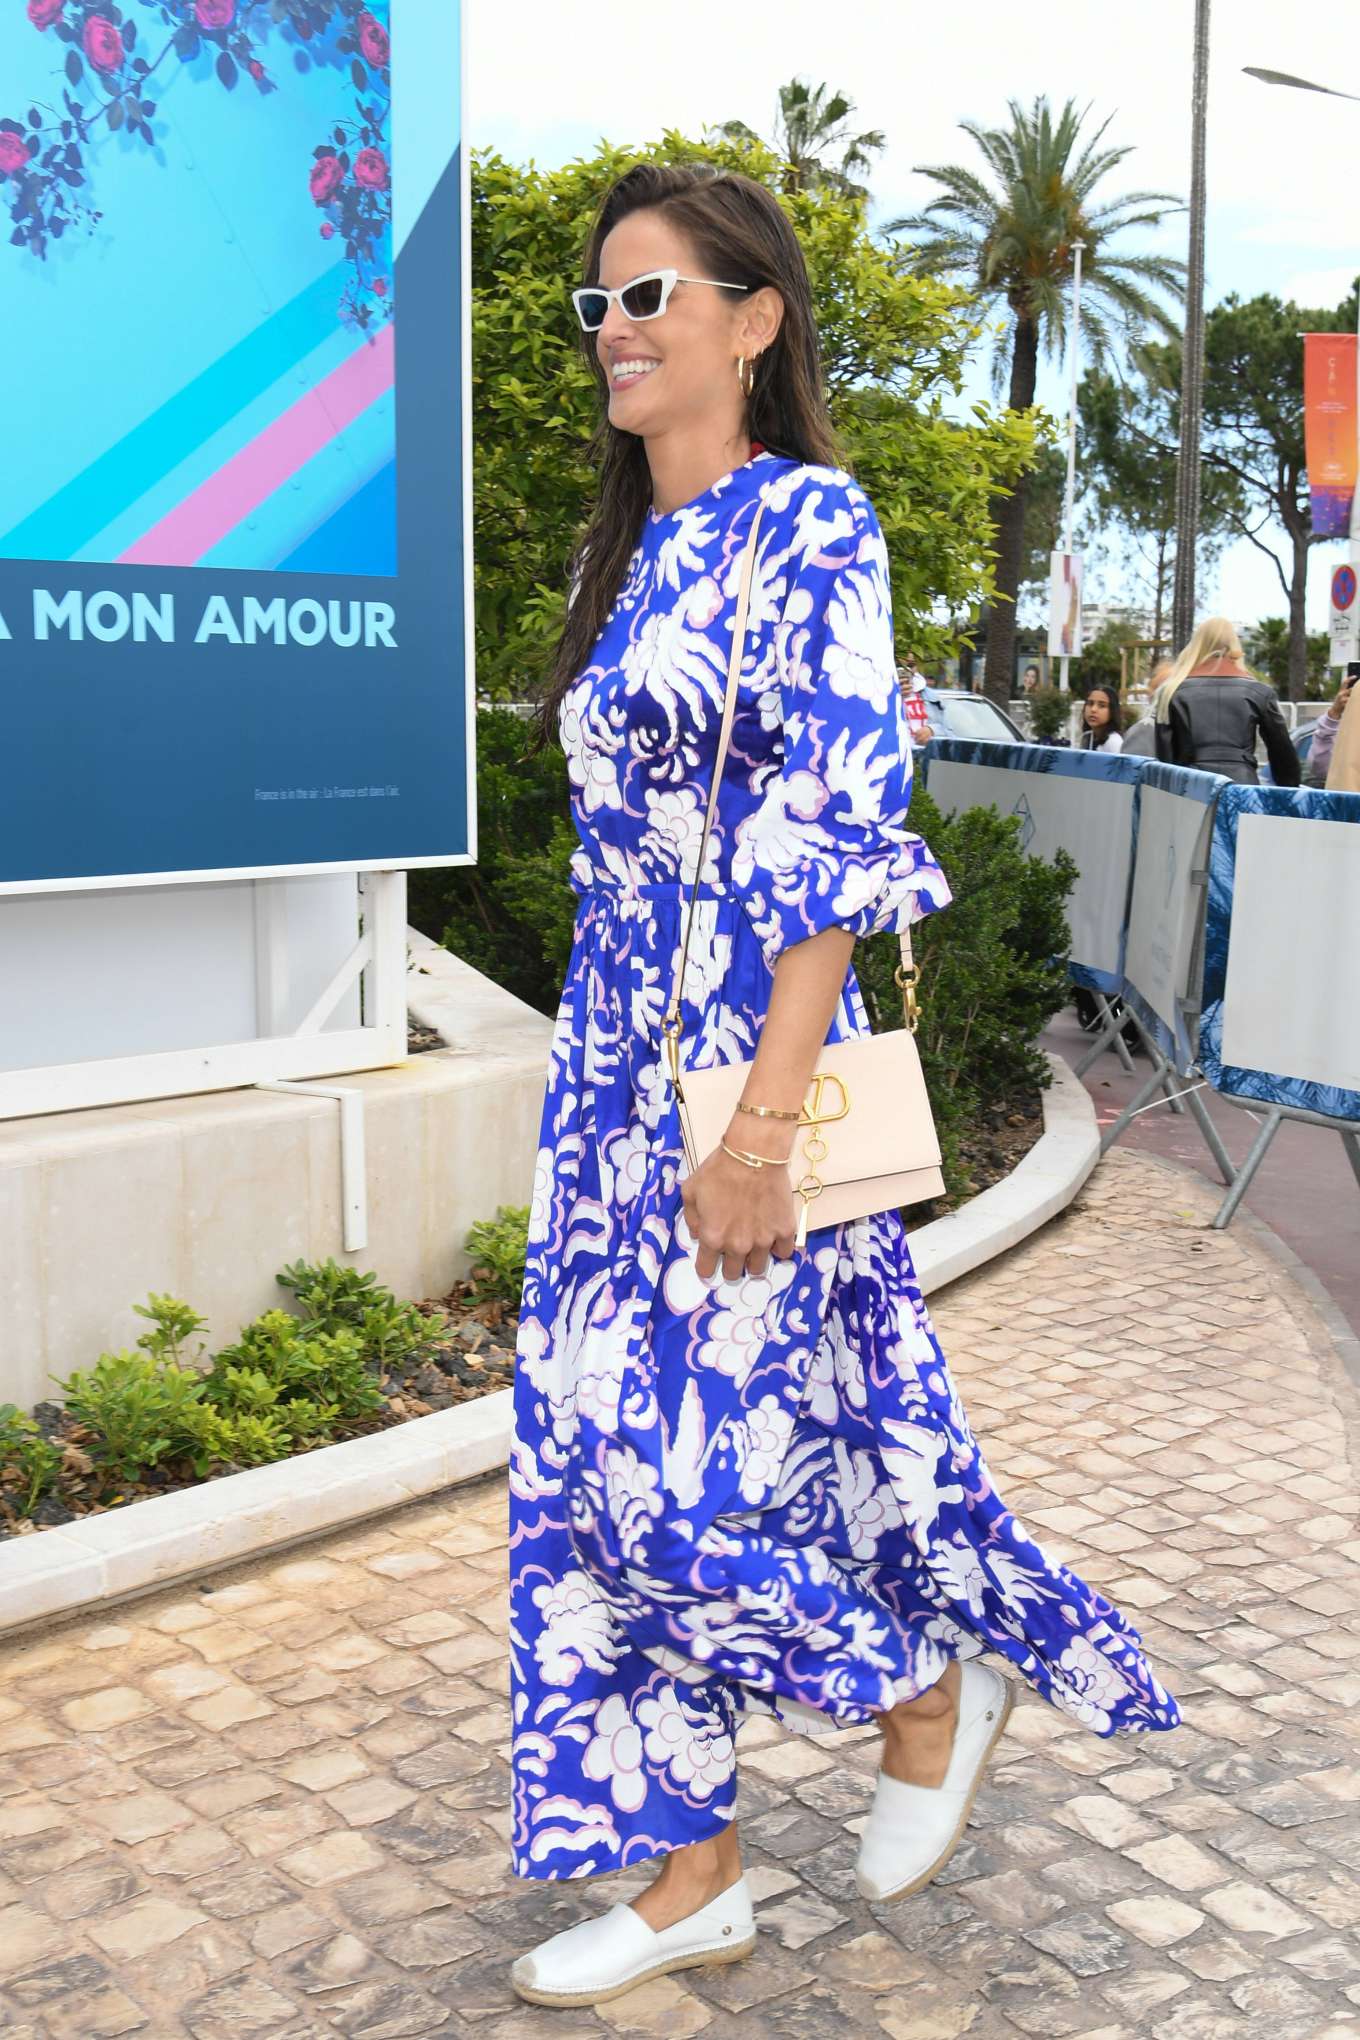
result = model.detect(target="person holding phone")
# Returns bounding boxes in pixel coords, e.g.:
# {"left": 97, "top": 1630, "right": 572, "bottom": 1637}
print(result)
{"left": 1309, "top": 664, "right": 1358, "bottom": 789}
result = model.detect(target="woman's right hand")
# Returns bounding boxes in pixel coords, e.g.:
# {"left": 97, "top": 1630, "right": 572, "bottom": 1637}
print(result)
{"left": 681, "top": 1138, "right": 799, "bottom": 1281}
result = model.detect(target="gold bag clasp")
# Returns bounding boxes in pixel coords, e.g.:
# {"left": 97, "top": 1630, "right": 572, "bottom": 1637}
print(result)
{"left": 800, "top": 1070, "right": 849, "bottom": 1128}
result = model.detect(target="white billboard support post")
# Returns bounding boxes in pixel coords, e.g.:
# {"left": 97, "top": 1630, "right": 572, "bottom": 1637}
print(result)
{"left": 253, "top": 868, "right": 409, "bottom": 1253}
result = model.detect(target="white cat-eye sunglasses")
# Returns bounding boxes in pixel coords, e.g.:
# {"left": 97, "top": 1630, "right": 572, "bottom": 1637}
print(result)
{"left": 571, "top": 267, "right": 752, "bottom": 333}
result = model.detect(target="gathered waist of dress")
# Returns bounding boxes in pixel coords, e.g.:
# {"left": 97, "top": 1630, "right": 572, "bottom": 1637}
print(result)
{"left": 574, "top": 875, "right": 734, "bottom": 904}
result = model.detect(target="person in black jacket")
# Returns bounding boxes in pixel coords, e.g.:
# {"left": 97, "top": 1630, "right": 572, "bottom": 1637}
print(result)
{"left": 1154, "top": 617, "right": 1300, "bottom": 785}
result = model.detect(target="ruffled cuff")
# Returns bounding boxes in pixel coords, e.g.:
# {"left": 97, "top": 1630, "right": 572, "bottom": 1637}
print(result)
{"left": 732, "top": 815, "right": 952, "bottom": 974}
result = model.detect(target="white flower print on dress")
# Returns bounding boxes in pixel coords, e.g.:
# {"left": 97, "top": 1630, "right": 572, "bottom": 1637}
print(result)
{"left": 510, "top": 451, "right": 1181, "bottom": 1885}
{"left": 532, "top": 1570, "right": 623, "bottom": 1687}
{"left": 1050, "top": 1631, "right": 1134, "bottom": 1731}
{"left": 580, "top": 1693, "right": 647, "bottom": 1813}
{"left": 599, "top": 1445, "right": 664, "bottom": 1562}
{"left": 635, "top": 1685, "right": 736, "bottom": 1802}
{"left": 661, "top": 1255, "right": 799, "bottom": 1382}
{"left": 732, "top": 1394, "right": 794, "bottom": 1506}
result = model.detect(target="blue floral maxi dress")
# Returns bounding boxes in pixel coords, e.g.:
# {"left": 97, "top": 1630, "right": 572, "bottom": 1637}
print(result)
{"left": 509, "top": 453, "right": 1181, "bottom": 1882}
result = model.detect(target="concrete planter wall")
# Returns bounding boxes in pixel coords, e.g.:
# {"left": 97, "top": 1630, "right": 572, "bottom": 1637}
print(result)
{"left": 0, "top": 934, "right": 554, "bottom": 1409}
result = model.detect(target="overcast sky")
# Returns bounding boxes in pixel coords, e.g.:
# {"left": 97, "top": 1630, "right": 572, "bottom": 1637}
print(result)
{"left": 468, "top": 2, "right": 1360, "bottom": 634}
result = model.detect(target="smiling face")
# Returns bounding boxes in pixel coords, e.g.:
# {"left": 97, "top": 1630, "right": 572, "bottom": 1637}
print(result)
{"left": 592, "top": 209, "right": 778, "bottom": 441}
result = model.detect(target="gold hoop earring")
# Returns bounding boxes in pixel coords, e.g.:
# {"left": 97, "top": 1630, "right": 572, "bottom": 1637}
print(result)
{"left": 736, "top": 352, "right": 758, "bottom": 399}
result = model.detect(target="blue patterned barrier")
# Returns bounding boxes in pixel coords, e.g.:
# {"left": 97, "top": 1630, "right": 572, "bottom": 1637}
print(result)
{"left": 1199, "top": 783, "right": 1360, "bottom": 1120}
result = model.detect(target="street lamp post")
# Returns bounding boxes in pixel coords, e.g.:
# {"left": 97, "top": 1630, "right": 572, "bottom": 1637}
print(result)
{"left": 1172, "top": 0, "right": 1211, "bottom": 654}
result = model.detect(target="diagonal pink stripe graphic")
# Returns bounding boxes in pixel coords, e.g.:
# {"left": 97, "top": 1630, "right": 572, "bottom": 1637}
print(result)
{"left": 118, "top": 322, "right": 395, "bottom": 569}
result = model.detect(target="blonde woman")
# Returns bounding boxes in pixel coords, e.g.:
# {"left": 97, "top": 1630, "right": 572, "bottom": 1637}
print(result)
{"left": 1154, "top": 618, "right": 1300, "bottom": 786}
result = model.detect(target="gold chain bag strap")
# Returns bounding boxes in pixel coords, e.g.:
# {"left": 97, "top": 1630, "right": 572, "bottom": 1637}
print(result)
{"left": 662, "top": 499, "right": 945, "bottom": 1245}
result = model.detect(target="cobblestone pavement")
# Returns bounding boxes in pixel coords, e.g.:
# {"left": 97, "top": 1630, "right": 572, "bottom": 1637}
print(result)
{"left": 2, "top": 1148, "right": 1360, "bottom": 2040}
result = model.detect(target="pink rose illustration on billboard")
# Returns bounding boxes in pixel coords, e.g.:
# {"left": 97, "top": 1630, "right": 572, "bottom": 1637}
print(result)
{"left": 3, "top": 0, "right": 392, "bottom": 336}
{"left": 1, "top": 0, "right": 395, "bottom": 575}
{"left": 81, "top": 12, "right": 122, "bottom": 70}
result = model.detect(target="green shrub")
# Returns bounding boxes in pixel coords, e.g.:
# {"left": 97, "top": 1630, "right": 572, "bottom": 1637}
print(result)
{"left": 210, "top": 1314, "right": 384, "bottom": 1425}
{"left": 407, "top": 708, "right": 576, "bottom": 1015}
{"left": 1026, "top": 685, "right": 1073, "bottom": 744}
{"left": 275, "top": 1259, "right": 387, "bottom": 1329}
{"left": 0, "top": 1403, "right": 61, "bottom": 1515}
{"left": 54, "top": 1350, "right": 207, "bottom": 1483}
{"left": 133, "top": 1293, "right": 210, "bottom": 1369}
{"left": 857, "top": 789, "right": 1075, "bottom": 1200}
{"left": 176, "top": 1403, "right": 293, "bottom": 1475}
{"left": 275, "top": 1260, "right": 439, "bottom": 1371}
{"left": 466, "top": 1205, "right": 531, "bottom": 1311}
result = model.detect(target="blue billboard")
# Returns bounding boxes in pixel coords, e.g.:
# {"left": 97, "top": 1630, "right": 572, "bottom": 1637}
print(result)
{"left": 0, "top": 0, "right": 471, "bottom": 889}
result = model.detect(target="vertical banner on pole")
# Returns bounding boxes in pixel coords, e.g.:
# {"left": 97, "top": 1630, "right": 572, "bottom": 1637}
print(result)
{"left": 1048, "top": 551, "right": 1084, "bottom": 657}
{"left": 1331, "top": 563, "right": 1359, "bottom": 667}
{"left": 1303, "top": 333, "right": 1359, "bottom": 538}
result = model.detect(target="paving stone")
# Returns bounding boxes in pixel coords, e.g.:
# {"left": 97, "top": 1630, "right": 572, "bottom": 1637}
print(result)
{"left": 121, "top": 1921, "right": 253, "bottom": 2002}
{"left": 1205, "top": 1824, "right": 1315, "bottom": 1879}
{"left": 333, "top": 1866, "right": 452, "bottom": 1928}
{"left": 1173, "top": 1933, "right": 1262, "bottom": 1981}
{"left": 274, "top": 1829, "right": 388, "bottom": 1886}
{"left": 1237, "top": 1778, "right": 1353, "bottom": 1829}
{"left": 753, "top": 1889, "right": 843, "bottom": 1950}
{"left": 961, "top": 1867, "right": 1068, "bottom": 1930}
{"left": 1198, "top": 1881, "right": 1315, "bottom": 1940}
{"left": 1021, "top": 1910, "right": 1131, "bottom": 1976}
{"left": 1099, "top": 1968, "right": 1192, "bottom": 2019}
{"left": 189, "top": 1868, "right": 295, "bottom": 1920}
{"left": 86, "top": 1896, "right": 209, "bottom": 1961}
{"left": 810, "top": 1929, "right": 922, "bottom": 1995}
{"left": 1277, "top": 1933, "right": 1360, "bottom": 1982}
{"left": 593, "top": 1972, "right": 714, "bottom": 2035}
{"left": 283, "top": 1931, "right": 389, "bottom": 1994}
{"left": 130, "top": 1823, "right": 240, "bottom": 1882}
{"left": 181, "top": 1977, "right": 309, "bottom": 2037}
{"left": 41, "top": 1859, "right": 146, "bottom": 1920}
{"left": 246, "top": 1901, "right": 333, "bottom": 1960}
{"left": 5, "top": 1952, "right": 111, "bottom": 2005}
{"left": 1053, "top": 1795, "right": 1162, "bottom": 1850}
{"left": 1, "top": 1825, "right": 105, "bottom": 1885}
{"left": 41, "top": 1985, "right": 151, "bottom": 2037}
{"left": 372, "top": 1908, "right": 486, "bottom": 1969}
{"left": 1226, "top": 1966, "right": 1325, "bottom": 2019}
{"left": 1103, "top": 1896, "right": 1206, "bottom": 1948}
{"left": 0, "top": 1903, "right": 69, "bottom": 1976}
{"left": 1122, "top": 1835, "right": 1224, "bottom": 1892}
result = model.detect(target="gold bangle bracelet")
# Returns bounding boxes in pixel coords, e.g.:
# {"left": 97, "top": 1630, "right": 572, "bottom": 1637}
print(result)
{"left": 719, "top": 1137, "right": 781, "bottom": 1170}
{"left": 735, "top": 1098, "right": 801, "bottom": 1121}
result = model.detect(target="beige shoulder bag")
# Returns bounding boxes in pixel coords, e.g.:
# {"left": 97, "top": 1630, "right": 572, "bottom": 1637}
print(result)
{"left": 661, "top": 500, "right": 945, "bottom": 1245}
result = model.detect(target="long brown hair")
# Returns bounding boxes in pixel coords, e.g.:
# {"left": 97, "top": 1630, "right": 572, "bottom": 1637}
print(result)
{"left": 536, "top": 162, "right": 841, "bottom": 744}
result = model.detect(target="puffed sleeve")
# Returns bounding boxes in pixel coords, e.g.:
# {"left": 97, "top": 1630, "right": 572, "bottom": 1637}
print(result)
{"left": 730, "top": 478, "right": 951, "bottom": 970}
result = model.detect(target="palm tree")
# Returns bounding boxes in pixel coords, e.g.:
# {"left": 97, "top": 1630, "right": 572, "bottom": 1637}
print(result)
{"left": 885, "top": 97, "right": 1184, "bottom": 704}
{"left": 715, "top": 78, "right": 885, "bottom": 201}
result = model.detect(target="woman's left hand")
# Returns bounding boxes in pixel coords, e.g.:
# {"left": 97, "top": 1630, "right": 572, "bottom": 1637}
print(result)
{"left": 681, "top": 1139, "right": 799, "bottom": 1281}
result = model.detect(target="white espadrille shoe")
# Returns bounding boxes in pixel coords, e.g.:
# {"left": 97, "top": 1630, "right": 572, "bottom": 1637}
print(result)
{"left": 510, "top": 1876, "right": 757, "bottom": 2009}
{"left": 855, "top": 1658, "right": 1013, "bottom": 1903}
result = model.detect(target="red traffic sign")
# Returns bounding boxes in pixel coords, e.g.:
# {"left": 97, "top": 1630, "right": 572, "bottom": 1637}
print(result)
{"left": 1333, "top": 564, "right": 1357, "bottom": 611}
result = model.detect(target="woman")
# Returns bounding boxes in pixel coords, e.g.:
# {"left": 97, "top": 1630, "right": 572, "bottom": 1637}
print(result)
{"left": 509, "top": 162, "right": 1181, "bottom": 2011}
{"left": 1154, "top": 617, "right": 1299, "bottom": 785}
{"left": 1308, "top": 669, "right": 1359, "bottom": 791}
{"left": 1080, "top": 685, "right": 1123, "bottom": 753}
